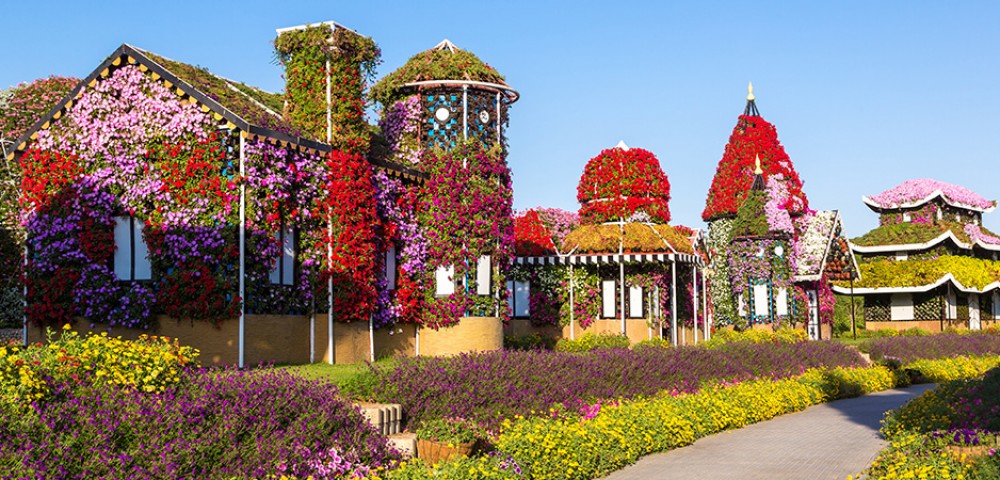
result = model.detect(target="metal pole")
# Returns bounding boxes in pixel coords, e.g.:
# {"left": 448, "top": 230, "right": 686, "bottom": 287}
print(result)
{"left": 22, "top": 241, "right": 27, "bottom": 346}
{"left": 238, "top": 133, "right": 246, "bottom": 368}
{"left": 327, "top": 215, "right": 334, "bottom": 365}
{"left": 850, "top": 276, "right": 856, "bottom": 340}
{"left": 569, "top": 263, "right": 575, "bottom": 340}
{"left": 693, "top": 264, "right": 698, "bottom": 344}
{"left": 326, "top": 58, "right": 332, "bottom": 143}
{"left": 656, "top": 285, "right": 662, "bottom": 340}
{"left": 369, "top": 315, "right": 375, "bottom": 363}
{"left": 671, "top": 258, "right": 678, "bottom": 346}
{"left": 702, "top": 267, "right": 709, "bottom": 341}
{"left": 462, "top": 85, "right": 469, "bottom": 141}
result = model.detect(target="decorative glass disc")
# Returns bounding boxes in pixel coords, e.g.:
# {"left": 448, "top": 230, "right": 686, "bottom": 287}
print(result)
{"left": 435, "top": 107, "right": 451, "bottom": 123}
{"left": 479, "top": 110, "right": 490, "bottom": 123}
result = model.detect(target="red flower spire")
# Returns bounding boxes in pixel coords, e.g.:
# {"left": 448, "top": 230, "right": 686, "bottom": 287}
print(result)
{"left": 702, "top": 88, "right": 808, "bottom": 221}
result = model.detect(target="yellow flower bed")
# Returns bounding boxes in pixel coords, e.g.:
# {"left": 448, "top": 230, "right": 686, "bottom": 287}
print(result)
{"left": 492, "top": 366, "right": 894, "bottom": 480}
{"left": 906, "top": 355, "right": 1000, "bottom": 382}
{"left": 0, "top": 326, "right": 199, "bottom": 411}
{"left": 854, "top": 432, "right": 973, "bottom": 480}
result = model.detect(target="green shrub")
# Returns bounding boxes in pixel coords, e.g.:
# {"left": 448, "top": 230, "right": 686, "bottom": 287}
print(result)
{"left": 553, "top": 332, "right": 629, "bottom": 352}
{"left": 631, "top": 337, "right": 672, "bottom": 350}
{"left": 503, "top": 333, "right": 556, "bottom": 351}
{"left": 415, "top": 417, "right": 483, "bottom": 444}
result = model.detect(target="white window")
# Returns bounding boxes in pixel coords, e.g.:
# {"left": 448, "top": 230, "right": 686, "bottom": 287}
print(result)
{"left": 752, "top": 283, "right": 770, "bottom": 317}
{"left": 506, "top": 280, "right": 530, "bottom": 317}
{"left": 775, "top": 288, "right": 788, "bottom": 316}
{"left": 628, "top": 286, "right": 644, "bottom": 318}
{"left": 435, "top": 265, "right": 455, "bottom": 295}
{"left": 602, "top": 280, "right": 616, "bottom": 318}
{"left": 937, "top": 209, "right": 943, "bottom": 221}
{"left": 737, "top": 293, "right": 747, "bottom": 317}
{"left": 113, "top": 216, "right": 152, "bottom": 281}
{"left": 476, "top": 255, "right": 491, "bottom": 295}
{"left": 270, "top": 225, "right": 295, "bottom": 286}
{"left": 890, "top": 293, "right": 914, "bottom": 320}
{"left": 385, "top": 246, "right": 397, "bottom": 290}
{"left": 902, "top": 212, "right": 911, "bottom": 222}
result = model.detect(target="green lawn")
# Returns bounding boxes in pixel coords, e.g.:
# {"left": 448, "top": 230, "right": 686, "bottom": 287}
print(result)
{"left": 277, "top": 358, "right": 397, "bottom": 387}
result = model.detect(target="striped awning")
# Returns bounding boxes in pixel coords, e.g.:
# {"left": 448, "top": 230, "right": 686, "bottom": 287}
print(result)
{"left": 515, "top": 253, "right": 703, "bottom": 266}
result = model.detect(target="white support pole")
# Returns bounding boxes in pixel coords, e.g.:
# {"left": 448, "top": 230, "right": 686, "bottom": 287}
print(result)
{"left": 702, "top": 267, "right": 709, "bottom": 341}
{"left": 656, "top": 285, "right": 662, "bottom": 340}
{"left": 693, "top": 264, "right": 699, "bottom": 344}
{"left": 22, "top": 242, "right": 27, "bottom": 346}
{"left": 369, "top": 315, "right": 375, "bottom": 363}
{"left": 309, "top": 314, "right": 315, "bottom": 363}
{"left": 671, "top": 259, "right": 678, "bottom": 346}
{"left": 462, "top": 85, "right": 469, "bottom": 141}
{"left": 238, "top": 134, "right": 246, "bottom": 368}
{"left": 326, "top": 58, "right": 332, "bottom": 143}
{"left": 569, "top": 263, "right": 576, "bottom": 340}
{"left": 415, "top": 327, "right": 420, "bottom": 356}
{"left": 619, "top": 259, "right": 625, "bottom": 336}
{"left": 327, "top": 216, "right": 334, "bottom": 365}
{"left": 495, "top": 92, "right": 501, "bottom": 145}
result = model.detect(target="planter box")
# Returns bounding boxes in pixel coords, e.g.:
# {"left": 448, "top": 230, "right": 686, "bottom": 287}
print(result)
{"left": 416, "top": 439, "right": 476, "bottom": 464}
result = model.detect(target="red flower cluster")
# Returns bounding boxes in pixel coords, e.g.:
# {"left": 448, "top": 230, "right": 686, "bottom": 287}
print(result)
{"left": 514, "top": 210, "right": 556, "bottom": 256}
{"left": 320, "top": 150, "right": 378, "bottom": 322}
{"left": 702, "top": 114, "right": 809, "bottom": 221}
{"left": 20, "top": 149, "right": 81, "bottom": 209}
{"left": 151, "top": 133, "right": 237, "bottom": 211}
{"left": 576, "top": 147, "right": 671, "bottom": 224}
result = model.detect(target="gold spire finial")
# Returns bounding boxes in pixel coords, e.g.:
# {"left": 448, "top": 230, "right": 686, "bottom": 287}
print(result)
{"left": 747, "top": 81, "right": 755, "bottom": 101}
{"left": 754, "top": 154, "right": 763, "bottom": 174}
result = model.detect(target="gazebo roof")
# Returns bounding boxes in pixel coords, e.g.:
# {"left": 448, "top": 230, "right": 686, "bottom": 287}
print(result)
{"left": 369, "top": 39, "right": 514, "bottom": 107}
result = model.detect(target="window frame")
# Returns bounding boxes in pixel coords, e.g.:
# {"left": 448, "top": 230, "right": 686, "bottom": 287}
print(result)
{"left": 113, "top": 215, "right": 152, "bottom": 281}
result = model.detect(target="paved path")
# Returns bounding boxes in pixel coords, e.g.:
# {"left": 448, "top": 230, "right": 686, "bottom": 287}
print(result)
{"left": 601, "top": 383, "right": 935, "bottom": 480}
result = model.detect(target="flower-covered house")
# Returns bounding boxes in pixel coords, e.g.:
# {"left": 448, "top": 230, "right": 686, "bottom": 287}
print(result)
{"left": 8, "top": 22, "right": 519, "bottom": 365}
{"left": 507, "top": 142, "right": 708, "bottom": 345}
{"left": 703, "top": 85, "right": 856, "bottom": 339}
{"left": 833, "top": 179, "right": 1000, "bottom": 331}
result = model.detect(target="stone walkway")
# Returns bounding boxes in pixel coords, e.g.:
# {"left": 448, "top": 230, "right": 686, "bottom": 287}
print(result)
{"left": 601, "top": 383, "right": 935, "bottom": 480}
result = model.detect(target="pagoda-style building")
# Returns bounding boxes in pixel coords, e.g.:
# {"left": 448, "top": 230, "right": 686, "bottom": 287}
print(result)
{"left": 833, "top": 179, "right": 1000, "bottom": 331}
{"left": 704, "top": 85, "right": 855, "bottom": 338}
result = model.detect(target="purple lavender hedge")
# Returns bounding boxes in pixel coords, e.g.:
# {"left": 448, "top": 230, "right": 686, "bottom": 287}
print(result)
{"left": 349, "top": 341, "right": 865, "bottom": 428}
{"left": 0, "top": 368, "right": 398, "bottom": 479}
{"left": 861, "top": 331, "right": 1000, "bottom": 363}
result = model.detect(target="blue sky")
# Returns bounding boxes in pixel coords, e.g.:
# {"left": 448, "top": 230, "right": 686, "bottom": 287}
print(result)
{"left": 3, "top": 1, "right": 998, "bottom": 236}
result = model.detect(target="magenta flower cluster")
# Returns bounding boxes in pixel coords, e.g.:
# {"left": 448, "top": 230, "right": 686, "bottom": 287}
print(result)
{"left": 867, "top": 178, "right": 996, "bottom": 211}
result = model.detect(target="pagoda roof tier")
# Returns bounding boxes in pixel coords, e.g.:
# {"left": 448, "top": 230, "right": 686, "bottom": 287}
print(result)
{"left": 832, "top": 255, "right": 1000, "bottom": 294}
{"left": 851, "top": 222, "right": 1000, "bottom": 253}
{"left": 863, "top": 178, "right": 997, "bottom": 213}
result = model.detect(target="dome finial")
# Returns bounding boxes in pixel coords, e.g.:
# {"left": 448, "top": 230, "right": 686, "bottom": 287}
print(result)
{"left": 754, "top": 154, "right": 763, "bottom": 175}
{"left": 432, "top": 39, "right": 460, "bottom": 53}
{"left": 615, "top": 140, "right": 630, "bottom": 151}
{"left": 747, "top": 81, "right": 755, "bottom": 101}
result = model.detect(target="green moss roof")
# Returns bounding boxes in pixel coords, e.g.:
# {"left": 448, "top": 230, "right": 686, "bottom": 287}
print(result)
{"left": 139, "top": 49, "right": 298, "bottom": 137}
{"left": 837, "top": 255, "right": 1000, "bottom": 290}
{"left": 370, "top": 42, "right": 507, "bottom": 107}
{"left": 562, "top": 223, "right": 694, "bottom": 255}
{"left": 852, "top": 221, "right": 1000, "bottom": 248}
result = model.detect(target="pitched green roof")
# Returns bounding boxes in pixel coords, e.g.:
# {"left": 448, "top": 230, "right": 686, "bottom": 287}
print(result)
{"left": 562, "top": 223, "right": 694, "bottom": 255}
{"left": 137, "top": 49, "right": 298, "bottom": 137}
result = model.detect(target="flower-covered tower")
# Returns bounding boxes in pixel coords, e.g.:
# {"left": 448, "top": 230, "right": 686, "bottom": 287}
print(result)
{"left": 369, "top": 40, "right": 519, "bottom": 332}
{"left": 706, "top": 86, "right": 854, "bottom": 337}
{"left": 370, "top": 39, "right": 518, "bottom": 153}
{"left": 834, "top": 179, "right": 1000, "bottom": 332}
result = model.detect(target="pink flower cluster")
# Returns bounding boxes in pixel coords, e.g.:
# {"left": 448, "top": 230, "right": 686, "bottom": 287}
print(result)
{"left": 964, "top": 224, "right": 1000, "bottom": 245}
{"left": 867, "top": 178, "right": 996, "bottom": 210}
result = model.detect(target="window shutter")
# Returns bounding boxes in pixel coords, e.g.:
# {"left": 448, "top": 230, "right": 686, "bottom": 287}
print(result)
{"left": 514, "top": 281, "right": 530, "bottom": 317}
{"left": 435, "top": 265, "right": 455, "bottom": 295}
{"left": 629, "top": 285, "right": 643, "bottom": 318}
{"left": 386, "top": 246, "right": 397, "bottom": 290}
{"left": 132, "top": 218, "right": 152, "bottom": 280}
{"left": 113, "top": 216, "right": 132, "bottom": 280}
{"left": 476, "top": 255, "right": 491, "bottom": 295}
{"left": 281, "top": 227, "right": 295, "bottom": 285}
{"left": 602, "top": 280, "right": 616, "bottom": 318}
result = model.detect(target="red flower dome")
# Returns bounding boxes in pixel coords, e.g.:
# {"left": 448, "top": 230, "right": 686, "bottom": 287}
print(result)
{"left": 576, "top": 145, "right": 671, "bottom": 224}
{"left": 702, "top": 114, "right": 809, "bottom": 221}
